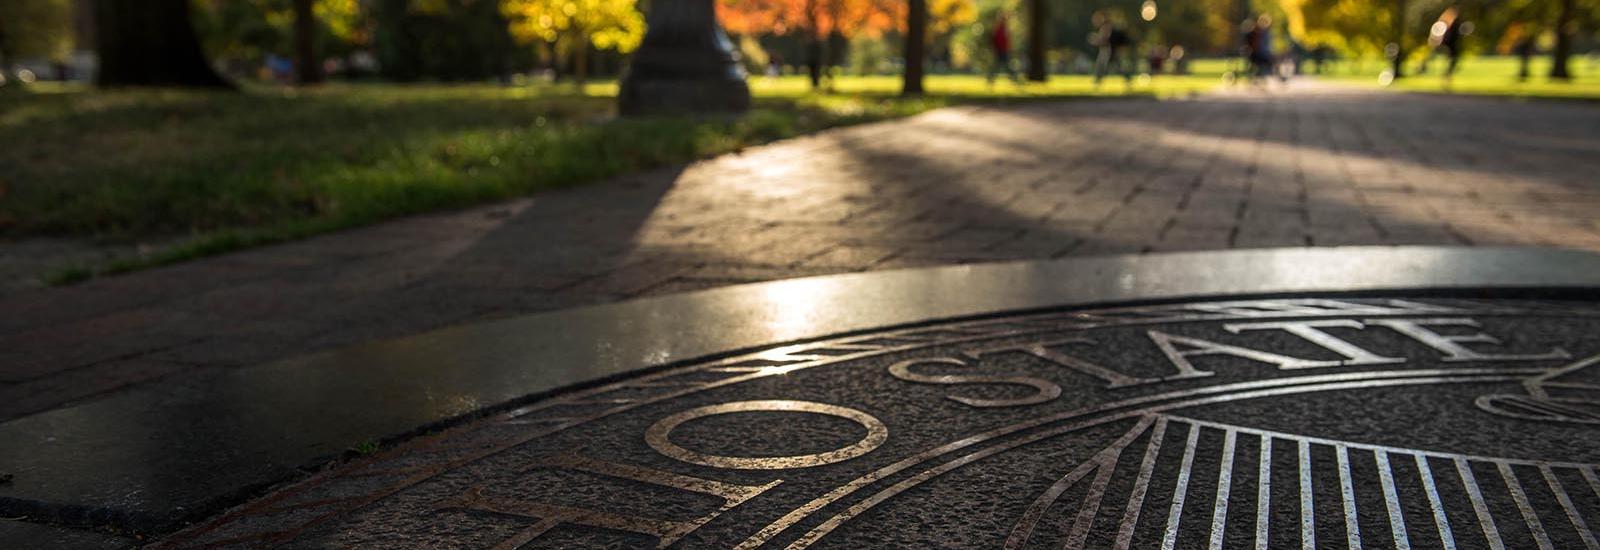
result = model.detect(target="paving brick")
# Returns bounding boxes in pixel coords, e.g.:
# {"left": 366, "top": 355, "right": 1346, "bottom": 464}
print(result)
{"left": 798, "top": 246, "right": 903, "bottom": 270}
{"left": 563, "top": 260, "right": 701, "bottom": 297}
{"left": 6, "top": 83, "right": 1600, "bottom": 419}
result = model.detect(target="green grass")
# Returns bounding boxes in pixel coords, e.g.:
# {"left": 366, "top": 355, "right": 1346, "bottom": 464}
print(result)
{"left": 346, "top": 440, "right": 381, "bottom": 456}
{"left": 1317, "top": 55, "right": 1600, "bottom": 100}
{"left": 0, "top": 71, "right": 1227, "bottom": 283}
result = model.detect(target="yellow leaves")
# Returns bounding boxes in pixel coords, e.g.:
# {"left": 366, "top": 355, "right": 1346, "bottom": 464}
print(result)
{"left": 502, "top": 0, "right": 643, "bottom": 52}
{"left": 719, "top": 0, "right": 896, "bottom": 38}
{"left": 720, "top": 0, "right": 977, "bottom": 39}
{"left": 315, "top": 0, "right": 364, "bottom": 41}
{"left": 929, "top": 0, "right": 977, "bottom": 34}
{"left": 1275, "top": 0, "right": 1307, "bottom": 40}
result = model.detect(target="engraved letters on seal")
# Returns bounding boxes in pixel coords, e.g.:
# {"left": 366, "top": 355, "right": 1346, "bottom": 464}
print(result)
{"left": 188, "top": 299, "right": 1600, "bottom": 549}
{"left": 436, "top": 453, "right": 780, "bottom": 548}
{"left": 485, "top": 304, "right": 1598, "bottom": 548}
{"left": 645, "top": 400, "right": 889, "bottom": 469}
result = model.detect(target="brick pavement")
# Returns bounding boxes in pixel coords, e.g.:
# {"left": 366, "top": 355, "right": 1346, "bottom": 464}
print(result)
{"left": 3, "top": 84, "right": 1599, "bottom": 421}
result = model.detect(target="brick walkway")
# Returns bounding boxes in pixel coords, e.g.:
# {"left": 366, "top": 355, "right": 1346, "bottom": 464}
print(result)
{"left": 4, "top": 84, "right": 1599, "bottom": 421}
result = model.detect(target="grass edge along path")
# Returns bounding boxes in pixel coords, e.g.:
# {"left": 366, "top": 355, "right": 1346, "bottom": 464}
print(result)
{"left": 1316, "top": 55, "right": 1600, "bottom": 102}
{"left": 9, "top": 74, "right": 1223, "bottom": 286}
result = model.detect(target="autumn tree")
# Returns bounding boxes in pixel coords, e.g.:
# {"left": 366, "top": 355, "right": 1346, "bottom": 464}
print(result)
{"left": 1469, "top": 0, "right": 1587, "bottom": 80}
{"left": 503, "top": 0, "right": 644, "bottom": 85}
{"left": 1295, "top": 0, "right": 1403, "bottom": 62}
{"left": 927, "top": 0, "right": 978, "bottom": 36}
{"left": 719, "top": 0, "right": 899, "bottom": 88}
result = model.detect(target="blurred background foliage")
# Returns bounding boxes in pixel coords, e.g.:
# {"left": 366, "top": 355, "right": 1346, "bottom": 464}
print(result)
{"left": 1, "top": 0, "right": 1594, "bottom": 88}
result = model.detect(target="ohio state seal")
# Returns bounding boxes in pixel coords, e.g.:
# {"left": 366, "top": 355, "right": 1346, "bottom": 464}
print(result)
{"left": 163, "top": 297, "right": 1600, "bottom": 549}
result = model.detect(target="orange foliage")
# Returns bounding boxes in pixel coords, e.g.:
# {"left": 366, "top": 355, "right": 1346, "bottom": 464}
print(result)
{"left": 718, "top": 0, "right": 903, "bottom": 38}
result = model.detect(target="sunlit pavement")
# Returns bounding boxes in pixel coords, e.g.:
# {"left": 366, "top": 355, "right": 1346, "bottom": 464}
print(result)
{"left": 2, "top": 81, "right": 1598, "bottom": 421}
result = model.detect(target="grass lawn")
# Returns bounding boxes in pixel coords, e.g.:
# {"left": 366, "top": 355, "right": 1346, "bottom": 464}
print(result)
{"left": 0, "top": 69, "right": 1225, "bottom": 283}
{"left": 1318, "top": 54, "right": 1600, "bottom": 100}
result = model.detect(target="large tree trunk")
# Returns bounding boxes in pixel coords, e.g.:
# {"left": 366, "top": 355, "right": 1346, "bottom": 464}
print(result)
{"left": 293, "top": 0, "right": 324, "bottom": 84}
{"left": 1025, "top": 0, "right": 1047, "bottom": 82}
{"left": 1550, "top": 0, "right": 1575, "bottom": 79}
{"left": 902, "top": 0, "right": 926, "bottom": 96}
{"left": 1390, "top": 0, "right": 1407, "bottom": 79}
{"left": 575, "top": 37, "right": 589, "bottom": 87}
{"left": 0, "top": 19, "right": 16, "bottom": 90}
{"left": 94, "top": 0, "right": 230, "bottom": 87}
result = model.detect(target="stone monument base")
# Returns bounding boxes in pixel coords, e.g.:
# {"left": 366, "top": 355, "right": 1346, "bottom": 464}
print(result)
{"left": 618, "top": 77, "right": 751, "bottom": 117}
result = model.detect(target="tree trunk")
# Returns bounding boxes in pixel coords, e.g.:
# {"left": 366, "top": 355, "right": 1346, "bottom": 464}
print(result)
{"left": 806, "top": 0, "right": 822, "bottom": 89}
{"left": 0, "top": 19, "right": 16, "bottom": 90}
{"left": 293, "top": 0, "right": 324, "bottom": 84}
{"left": 902, "top": 0, "right": 926, "bottom": 96}
{"left": 1390, "top": 0, "right": 1406, "bottom": 79}
{"left": 545, "top": 39, "right": 560, "bottom": 80}
{"left": 1025, "top": 0, "right": 1047, "bottom": 82}
{"left": 94, "top": 0, "right": 230, "bottom": 87}
{"left": 1550, "top": 0, "right": 1575, "bottom": 79}
{"left": 575, "top": 37, "right": 589, "bottom": 87}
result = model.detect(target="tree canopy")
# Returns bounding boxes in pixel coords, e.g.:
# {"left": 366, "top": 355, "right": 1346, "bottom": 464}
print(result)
{"left": 718, "top": 0, "right": 900, "bottom": 38}
{"left": 198, "top": 0, "right": 364, "bottom": 63}
{"left": 502, "top": 0, "right": 645, "bottom": 53}
{"left": 718, "top": 0, "right": 975, "bottom": 37}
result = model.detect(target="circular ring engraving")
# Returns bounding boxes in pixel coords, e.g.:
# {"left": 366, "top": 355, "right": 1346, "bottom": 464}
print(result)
{"left": 645, "top": 400, "right": 889, "bottom": 469}
{"left": 163, "top": 296, "right": 1600, "bottom": 549}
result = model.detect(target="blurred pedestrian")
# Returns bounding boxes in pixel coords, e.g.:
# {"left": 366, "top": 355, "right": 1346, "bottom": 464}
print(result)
{"left": 1148, "top": 45, "right": 1166, "bottom": 74}
{"left": 806, "top": 39, "right": 823, "bottom": 88}
{"left": 1169, "top": 45, "right": 1189, "bottom": 74}
{"left": 987, "top": 14, "right": 1021, "bottom": 84}
{"left": 1420, "top": 6, "right": 1466, "bottom": 81}
{"left": 1092, "top": 11, "right": 1134, "bottom": 86}
{"left": 1510, "top": 23, "right": 1537, "bottom": 82}
{"left": 1288, "top": 39, "right": 1307, "bottom": 76}
{"left": 265, "top": 54, "right": 294, "bottom": 83}
{"left": 1310, "top": 45, "right": 1333, "bottom": 74}
{"left": 1243, "top": 14, "right": 1275, "bottom": 83}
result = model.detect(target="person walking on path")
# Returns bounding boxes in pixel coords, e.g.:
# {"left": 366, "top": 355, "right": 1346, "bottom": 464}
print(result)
{"left": 1516, "top": 35, "right": 1537, "bottom": 81}
{"left": 1092, "top": 11, "right": 1134, "bottom": 87}
{"left": 987, "top": 14, "right": 1021, "bottom": 85}
{"left": 1243, "top": 14, "right": 1276, "bottom": 84}
{"left": 1420, "top": 6, "right": 1466, "bottom": 82}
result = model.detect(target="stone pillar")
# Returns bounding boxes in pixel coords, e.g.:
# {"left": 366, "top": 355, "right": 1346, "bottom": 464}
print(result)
{"left": 619, "top": 0, "right": 750, "bottom": 116}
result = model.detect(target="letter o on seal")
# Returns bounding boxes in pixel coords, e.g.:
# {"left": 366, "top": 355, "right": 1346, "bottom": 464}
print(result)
{"left": 645, "top": 400, "right": 888, "bottom": 469}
